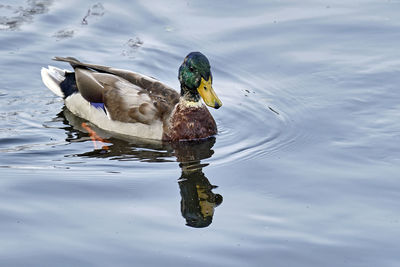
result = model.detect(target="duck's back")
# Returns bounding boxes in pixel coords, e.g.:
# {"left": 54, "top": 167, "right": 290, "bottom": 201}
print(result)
{"left": 53, "top": 56, "right": 180, "bottom": 107}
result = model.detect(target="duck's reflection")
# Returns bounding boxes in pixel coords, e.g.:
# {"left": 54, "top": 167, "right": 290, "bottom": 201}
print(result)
{"left": 55, "top": 107, "right": 222, "bottom": 228}
{"left": 172, "top": 140, "right": 223, "bottom": 228}
{"left": 178, "top": 165, "right": 223, "bottom": 228}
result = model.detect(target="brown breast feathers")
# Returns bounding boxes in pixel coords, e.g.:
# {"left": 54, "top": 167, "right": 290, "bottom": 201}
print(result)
{"left": 163, "top": 103, "right": 217, "bottom": 141}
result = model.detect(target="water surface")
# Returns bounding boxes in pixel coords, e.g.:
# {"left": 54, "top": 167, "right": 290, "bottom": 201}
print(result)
{"left": 1, "top": 1, "right": 400, "bottom": 266}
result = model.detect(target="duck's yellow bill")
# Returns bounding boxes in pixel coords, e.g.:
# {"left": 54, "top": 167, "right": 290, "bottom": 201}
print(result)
{"left": 197, "top": 77, "right": 222, "bottom": 109}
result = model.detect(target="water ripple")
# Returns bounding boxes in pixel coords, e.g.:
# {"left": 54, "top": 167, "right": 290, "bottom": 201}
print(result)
{"left": 0, "top": 0, "right": 53, "bottom": 31}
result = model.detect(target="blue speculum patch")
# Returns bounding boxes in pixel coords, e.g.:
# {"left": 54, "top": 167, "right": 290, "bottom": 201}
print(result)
{"left": 90, "top": 102, "right": 106, "bottom": 113}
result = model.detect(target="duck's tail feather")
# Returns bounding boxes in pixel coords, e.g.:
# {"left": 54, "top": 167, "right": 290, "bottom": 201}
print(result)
{"left": 53, "top": 56, "right": 82, "bottom": 69}
{"left": 41, "top": 66, "right": 78, "bottom": 98}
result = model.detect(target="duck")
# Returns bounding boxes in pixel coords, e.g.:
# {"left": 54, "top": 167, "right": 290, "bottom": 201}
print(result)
{"left": 41, "top": 52, "right": 222, "bottom": 141}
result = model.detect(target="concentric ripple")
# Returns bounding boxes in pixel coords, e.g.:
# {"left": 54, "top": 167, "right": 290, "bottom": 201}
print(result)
{"left": 208, "top": 74, "right": 307, "bottom": 166}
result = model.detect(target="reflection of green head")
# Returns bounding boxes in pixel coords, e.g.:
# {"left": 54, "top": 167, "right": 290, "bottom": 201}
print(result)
{"left": 179, "top": 169, "right": 223, "bottom": 228}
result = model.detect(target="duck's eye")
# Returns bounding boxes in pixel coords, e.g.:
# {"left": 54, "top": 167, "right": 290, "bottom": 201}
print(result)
{"left": 189, "top": 66, "right": 194, "bottom": 72}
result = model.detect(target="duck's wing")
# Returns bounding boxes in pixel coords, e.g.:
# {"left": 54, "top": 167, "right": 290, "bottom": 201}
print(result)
{"left": 102, "top": 78, "right": 163, "bottom": 125}
{"left": 54, "top": 57, "right": 179, "bottom": 125}
{"left": 53, "top": 57, "right": 180, "bottom": 105}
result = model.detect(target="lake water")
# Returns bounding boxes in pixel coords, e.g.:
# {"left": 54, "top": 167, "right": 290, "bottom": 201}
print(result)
{"left": 1, "top": 0, "right": 400, "bottom": 266}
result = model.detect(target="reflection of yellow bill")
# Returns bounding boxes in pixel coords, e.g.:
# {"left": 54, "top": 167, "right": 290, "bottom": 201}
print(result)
{"left": 198, "top": 187, "right": 215, "bottom": 217}
{"left": 199, "top": 200, "right": 215, "bottom": 217}
{"left": 197, "top": 77, "right": 222, "bottom": 109}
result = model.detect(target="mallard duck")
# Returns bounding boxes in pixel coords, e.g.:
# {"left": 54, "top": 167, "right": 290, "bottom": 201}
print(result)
{"left": 41, "top": 52, "right": 222, "bottom": 141}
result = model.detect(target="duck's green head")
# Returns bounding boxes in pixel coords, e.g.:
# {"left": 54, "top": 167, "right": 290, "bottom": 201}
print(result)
{"left": 178, "top": 52, "right": 222, "bottom": 109}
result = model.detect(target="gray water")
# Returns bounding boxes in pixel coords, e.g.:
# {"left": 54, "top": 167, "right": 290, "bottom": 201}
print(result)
{"left": 1, "top": 1, "right": 400, "bottom": 266}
